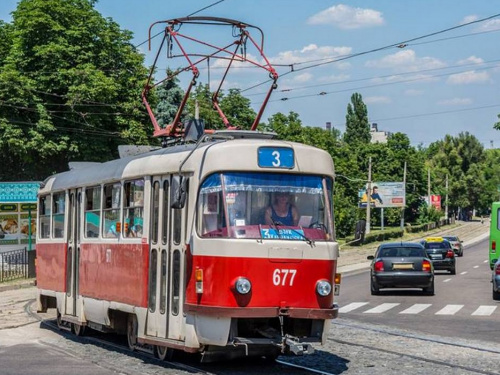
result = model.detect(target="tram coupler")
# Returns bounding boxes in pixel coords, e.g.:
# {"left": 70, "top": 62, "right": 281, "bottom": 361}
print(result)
{"left": 284, "top": 336, "right": 314, "bottom": 356}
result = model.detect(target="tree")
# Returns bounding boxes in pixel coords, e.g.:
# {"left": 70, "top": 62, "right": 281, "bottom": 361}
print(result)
{"left": 343, "top": 93, "right": 371, "bottom": 145}
{"left": 219, "top": 88, "right": 256, "bottom": 129}
{"left": 155, "top": 70, "right": 185, "bottom": 127}
{"left": 0, "top": 0, "right": 151, "bottom": 181}
{"left": 186, "top": 84, "right": 223, "bottom": 130}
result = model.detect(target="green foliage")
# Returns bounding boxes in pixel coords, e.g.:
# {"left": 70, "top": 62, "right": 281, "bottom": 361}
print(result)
{"left": 155, "top": 70, "right": 185, "bottom": 127}
{"left": 343, "top": 93, "right": 370, "bottom": 145}
{"left": 0, "top": 0, "right": 151, "bottom": 180}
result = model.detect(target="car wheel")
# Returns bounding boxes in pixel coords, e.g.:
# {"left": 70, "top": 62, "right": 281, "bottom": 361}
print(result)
{"left": 459, "top": 250, "right": 463, "bottom": 257}
{"left": 493, "top": 288, "right": 500, "bottom": 301}
{"left": 450, "top": 267, "right": 456, "bottom": 275}
{"left": 423, "top": 281, "right": 435, "bottom": 296}
{"left": 370, "top": 281, "right": 380, "bottom": 295}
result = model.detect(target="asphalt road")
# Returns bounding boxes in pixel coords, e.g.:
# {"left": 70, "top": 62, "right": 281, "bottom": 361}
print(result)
{"left": 336, "top": 237, "right": 500, "bottom": 343}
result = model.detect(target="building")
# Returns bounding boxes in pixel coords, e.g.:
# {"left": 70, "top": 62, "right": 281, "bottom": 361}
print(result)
{"left": 370, "top": 123, "right": 392, "bottom": 144}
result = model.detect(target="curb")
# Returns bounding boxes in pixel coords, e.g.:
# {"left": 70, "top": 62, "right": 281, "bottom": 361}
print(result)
{"left": 0, "top": 279, "right": 36, "bottom": 293}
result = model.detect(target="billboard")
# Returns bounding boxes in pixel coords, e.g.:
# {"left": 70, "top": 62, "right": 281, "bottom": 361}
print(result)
{"left": 358, "top": 182, "right": 405, "bottom": 208}
{"left": 429, "top": 194, "right": 441, "bottom": 210}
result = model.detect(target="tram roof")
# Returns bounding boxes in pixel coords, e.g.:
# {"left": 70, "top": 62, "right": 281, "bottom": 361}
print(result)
{"left": 40, "top": 136, "right": 334, "bottom": 193}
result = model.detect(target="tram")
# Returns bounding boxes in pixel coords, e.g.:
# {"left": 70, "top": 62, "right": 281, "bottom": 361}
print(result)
{"left": 35, "top": 17, "right": 341, "bottom": 362}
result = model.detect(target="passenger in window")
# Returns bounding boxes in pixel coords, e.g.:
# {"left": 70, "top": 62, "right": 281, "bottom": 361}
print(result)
{"left": 264, "top": 192, "right": 299, "bottom": 226}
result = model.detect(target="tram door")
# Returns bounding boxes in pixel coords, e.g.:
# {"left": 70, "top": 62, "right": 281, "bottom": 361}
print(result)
{"left": 146, "top": 177, "right": 170, "bottom": 338}
{"left": 167, "top": 175, "right": 187, "bottom": 340}
{"left": 146, "top": 176, "right": 187, "bottom": 341}
{"left": 65, "top": 189, "right": 81, "bottom": 316}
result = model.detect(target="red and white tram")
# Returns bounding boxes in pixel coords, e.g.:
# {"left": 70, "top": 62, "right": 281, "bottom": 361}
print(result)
{"left": 36, "top": 131, "right": 340, "bottom": 361}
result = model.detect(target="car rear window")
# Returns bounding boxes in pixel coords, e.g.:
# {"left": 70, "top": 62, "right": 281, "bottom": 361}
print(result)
{"left": 424, "top": 242, "right": 447, "bottom": 249}
{"left": 378, "top": 247, "right": 424, "bottom": 257}
{"left": 443, "top": 236, "right": 457, "bottom": 241}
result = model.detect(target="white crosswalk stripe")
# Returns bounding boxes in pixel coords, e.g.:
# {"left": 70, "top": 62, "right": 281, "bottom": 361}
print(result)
{"left": 472, "top": 305, "right": 497, "bottom": 316}
{"left": 339, "top": 302, "right": 499, "bottom": 317}
{"left": 399, "top": 304, "right": 432, "bottom": 314}
{"left": 338, "top": 302, "right": 369, "bottom": 313}
{"left": 435, "top": 304, "right": 464, "bottom": 315}
{"left": 473, "top": 265, "right": 479, "bottom": 269}
{"left": 364, "top": 303, "right": 400, "bottom": 314}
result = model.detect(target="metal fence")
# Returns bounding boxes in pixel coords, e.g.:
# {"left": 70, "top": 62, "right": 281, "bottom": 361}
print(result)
{"left": 0, "top": 248, "right": 28, "bottom": 282}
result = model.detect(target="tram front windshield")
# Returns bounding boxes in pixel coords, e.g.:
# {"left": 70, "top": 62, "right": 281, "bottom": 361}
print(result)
{"left": 198, "top": 172, "right": 333, "bottom": 241}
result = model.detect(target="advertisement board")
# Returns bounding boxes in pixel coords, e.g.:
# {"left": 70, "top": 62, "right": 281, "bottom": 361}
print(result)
{"left": 358, "top": 182, "right": 405, "bottom": 208}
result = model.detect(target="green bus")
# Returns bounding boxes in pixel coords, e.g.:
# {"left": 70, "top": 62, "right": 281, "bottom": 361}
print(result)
{"left": 489, "top": 202, "right": 500, "bottom": 269}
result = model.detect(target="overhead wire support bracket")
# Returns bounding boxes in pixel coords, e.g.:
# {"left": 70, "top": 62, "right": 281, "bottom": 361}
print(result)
{"left": 142, "top": 16, "right": 279, "bottom": 139}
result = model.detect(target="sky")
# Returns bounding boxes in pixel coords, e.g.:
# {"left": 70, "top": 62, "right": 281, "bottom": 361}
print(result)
{"left": 1, "top": 0, "right": 500, "bottom": 148}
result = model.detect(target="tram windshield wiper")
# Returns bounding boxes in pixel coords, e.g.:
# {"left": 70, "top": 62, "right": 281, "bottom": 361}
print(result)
{"left": 273, "top": 220, "right": 315, "bottom": 247}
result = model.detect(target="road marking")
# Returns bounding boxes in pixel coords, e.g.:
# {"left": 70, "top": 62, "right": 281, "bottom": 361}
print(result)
{"left": 473, "top": 265, "right": 479, "bottom": 269}
{"left": 339, "top": 302, "right": 369, "bottom": 313}
{"left": 435, "top": 304, "right": 464, "bottom": 315}
{"left": 443, "top": 278, "right": 452, "bottom": 282}
{"left": 399, "top": 304, "right": 432, "bottom": 314}
{"left": 364, "top": 303, "right": 400, "bottom": 314}
{"left": 472, "top": 306, "right": 497, "bottom": 316}
{"left": 460, "top": 271, "right": 468, "bottom": 275}
{"left": 484, "top": 260, "right": 488, "bottom": 263}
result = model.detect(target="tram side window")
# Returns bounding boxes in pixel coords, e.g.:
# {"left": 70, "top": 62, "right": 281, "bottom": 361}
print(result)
{"left": 162, "top": 181, "right": 169, "bottom": 245}
{"left": 103, "top": 183, "right": 121, "bottom": 238}
{"left": 85, "top": 186, "right": 101, "bottom": 238}
{"left": 171, "top": 250, "right": 180, "bottom": 316}
{"left": 39, "top": 195, "right": 51, "bottom": 238}
{"left": 52, "top": 192, "right": 65, "bottom": 238}
{"left": 151, "top": 181, "right": 160, "bottom": 243}
{"left": 123, "top": 179, "right": 144, "bottom": 238}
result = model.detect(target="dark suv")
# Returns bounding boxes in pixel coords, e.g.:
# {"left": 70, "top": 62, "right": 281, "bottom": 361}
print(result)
{"left": 420, "top": 237, "right": 456, "bottom": 275}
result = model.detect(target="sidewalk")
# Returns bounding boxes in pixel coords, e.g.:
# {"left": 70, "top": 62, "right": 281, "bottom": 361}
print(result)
{"left": 337, "top": 219, "right": 490, "bottom": 275}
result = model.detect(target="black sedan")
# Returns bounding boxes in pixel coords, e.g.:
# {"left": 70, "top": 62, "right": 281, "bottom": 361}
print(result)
{"left": 420, "top": 237, "right": 456, "bottom": 275}
{"left": 367, "top": 242, "right": 435, "bottom": 295}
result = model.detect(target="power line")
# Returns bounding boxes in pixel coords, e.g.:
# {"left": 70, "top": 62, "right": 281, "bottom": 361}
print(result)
{"left": 257, "top": 64, "right": 499, "bottom": 104}
{"left": 134, "top": 0, "right": 226, "bottom": 49}
{"left": 246, "top": 58, "right": 500, "bottom": 98}
{"left": 240, "top": 12, "right": 500, "bottom": 93}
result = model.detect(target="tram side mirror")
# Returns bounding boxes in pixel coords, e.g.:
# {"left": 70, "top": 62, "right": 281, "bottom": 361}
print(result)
{"left": 171, "top": 175, "right": 188, "bottom": 209}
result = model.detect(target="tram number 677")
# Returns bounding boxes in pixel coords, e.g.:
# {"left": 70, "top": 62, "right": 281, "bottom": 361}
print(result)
{"left": 273, "top": 269, "right": 297, "bottom": 286}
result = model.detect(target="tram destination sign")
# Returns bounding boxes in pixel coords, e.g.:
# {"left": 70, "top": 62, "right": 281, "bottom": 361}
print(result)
{"left": 0, "top": 182, "right": 40, "bottom": 203}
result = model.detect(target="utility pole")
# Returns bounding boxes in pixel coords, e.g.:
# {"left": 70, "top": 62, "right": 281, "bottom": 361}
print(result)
{"left": 445, "top": 174, "right": 449, "bottom": 221}
{"left": 427, "top": 167, "right": 431, "bottom": 207}
{"left": 400, "top": 161, "right": 407, "bottom": 230}
{"left": 366, "top": 157, "right": 372, "bottom": 234}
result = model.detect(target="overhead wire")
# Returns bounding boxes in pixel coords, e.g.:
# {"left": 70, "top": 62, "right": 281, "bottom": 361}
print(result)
{"left": 240, "top": 12, "right": 500, "bottom": 94}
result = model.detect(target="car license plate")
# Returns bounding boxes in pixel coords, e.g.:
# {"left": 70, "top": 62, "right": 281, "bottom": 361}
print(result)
{"left": 393, "top": 263, "right": 414, "bottom": 270}
{"left": 430, "top": 254, "right": 442, "bottom": 260}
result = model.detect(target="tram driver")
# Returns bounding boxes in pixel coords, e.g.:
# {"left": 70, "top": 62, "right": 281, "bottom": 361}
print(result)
{"left": 264, "top": 192, "right": 299, "bottom": 226}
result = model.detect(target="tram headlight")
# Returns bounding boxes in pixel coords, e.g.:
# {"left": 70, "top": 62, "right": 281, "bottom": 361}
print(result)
{"left": 316, "top": 280, "right": 332, "bottom": 296}
{"left": 235, "top": 277, "right": 252, "bottom": 295}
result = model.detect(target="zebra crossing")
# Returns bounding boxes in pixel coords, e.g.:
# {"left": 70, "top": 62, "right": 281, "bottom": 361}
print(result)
{"left": 339, "top": 302, "right": 499, "bottom": 316}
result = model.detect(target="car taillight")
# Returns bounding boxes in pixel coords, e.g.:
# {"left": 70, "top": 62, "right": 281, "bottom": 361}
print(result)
{"left": 374, "top": 260, "right": 384, "bottom": 272}
{"left": 492, "top": 241, "right": 496, "bottom": 252}
{"left": 445, "top": 250, "right": 454, "bottom": 258}
{"left": 422, "top": 259, "right": 431, "bottom": 272}
{"left": 496, "top": 265, "right": 500, "bottom": 276}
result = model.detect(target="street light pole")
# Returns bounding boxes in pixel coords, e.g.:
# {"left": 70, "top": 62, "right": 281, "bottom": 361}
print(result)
{"left": 400, "top": 161, "right": 407, "bottom": 230}
{"left": 445, "top": 173, "right": 449, "bottom": 221}
{"left": 366, "top": 157, "right": 372, "bottom": 234}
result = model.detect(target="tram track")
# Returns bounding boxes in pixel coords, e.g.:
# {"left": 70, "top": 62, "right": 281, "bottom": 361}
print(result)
{"left": 330, "top": 320, "right": 500, "bottom": 375}
{"left": 27, "top": 301, "right": 333, "bottom": 375}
